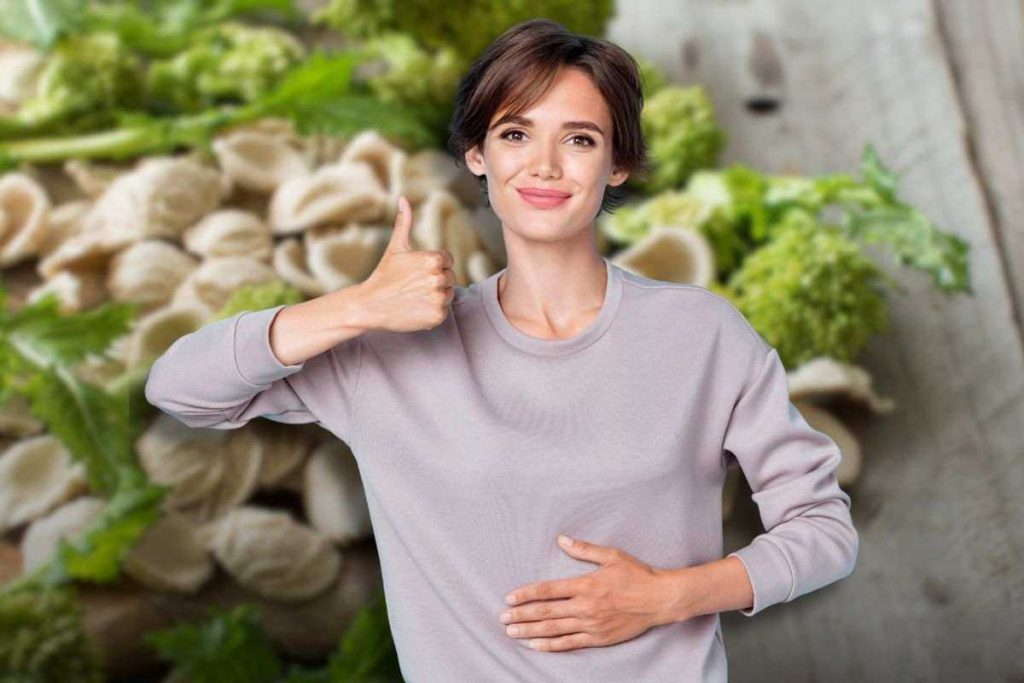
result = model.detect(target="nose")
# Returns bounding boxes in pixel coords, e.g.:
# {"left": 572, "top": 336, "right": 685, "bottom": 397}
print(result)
{"left": 529, "top": 139, "right": 562, "bottom": 179}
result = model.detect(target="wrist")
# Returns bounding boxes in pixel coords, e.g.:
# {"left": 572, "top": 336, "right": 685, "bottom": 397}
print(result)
{"left": 653, "top": 567, "right": 695, "bottom": 625}
{"left": 328, "top": 282, "right": 376, "bottom": 337}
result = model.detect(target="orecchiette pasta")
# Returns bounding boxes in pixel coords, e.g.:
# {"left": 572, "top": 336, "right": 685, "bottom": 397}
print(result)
{"left": 36, "top": 216, "right": 134, "bottom": 279}
{"left": 786, "top": 357, "right": 896, "bottom": 413}
{"left": 464, "top": 249, "right": 499, "bottom": 285}
{"left": 0, "top": 172, "right": 51, "bottom": 267}
{"left": 247, "top": 419, "right": 316, "bottom": 488}
{"left": 469, "top": 205, "right": 507, "bottom": 265}
{"left": 63, "top": 159, "right": 131, "bottom": 198}
{"left": 20, "top": 496, "right": 107, "bottom": 571}
{"left": 272, "top": 238, "right": 326, "bottom": 298}
{"left": 200, "top": 505, "right": 341, "bottom": 602}
{"left": 609, "top": 225, "right": 716, "bottom": 288}
{"left": 0, "top": 434, "right": 88, "bottom": 532}
{"left": 302, "top": 440, "right": 372, "bottom": 546}
{"left": 304, "top": 223, "right": 390, "bottom": 293}
{"left": 212, "top": 129, "right": 311, "bottom": 194}
{"left": 123, "top": 509, "right": 214, "bottom": 594}
{"left": 82, "top": 156, "right": 229, "bottom": 244}
{"left": 791, "top": 400, "right": 863, "bottom": 487}
{"left": 182, "top": 209, "right": 273, "bottom": 261}
{"left": 268, "top": 160, "right": 388, "bottom": 234}
{"left": 337, "top": 129, "right": 408, "bottom": 208}
{"left": 136, "top": 413, "right": 262, "bottom": 522}
{"left": 27, "top": 267, "right": 107, "bottom": 313}
{"left": 126, "top": 305, "right": 206, "bottom": 369}
{"left": 39, "top": 199, "right": 90, "bottom": 257}
{"left": 400, "top": 148, "right": 480, "bottom": 208}
{"left": 299, "top": 133, "right": 349, "bottom": 169}
{"left": 107, "top": 239, "right": 200, "bottom": 311}
{"left": 412, "top": 189, "right": 483, "bottom": 286}
{"left": 170, "top": 255, "right": 278, "bottom": 318}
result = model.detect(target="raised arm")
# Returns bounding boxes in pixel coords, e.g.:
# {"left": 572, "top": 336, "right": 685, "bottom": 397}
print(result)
{"left": 143, "top": 284, "right": 369, "bottom": 432}
{"left": 723, "top": 343, "right": 860, "bottom": 616}
{"left": 145, "top": 195, "right": 458, "bottom": 435}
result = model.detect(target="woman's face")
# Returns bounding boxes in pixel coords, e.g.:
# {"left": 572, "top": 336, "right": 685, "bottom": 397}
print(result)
{"left": 464, "top": 66, "right": 629, "bottom": 243}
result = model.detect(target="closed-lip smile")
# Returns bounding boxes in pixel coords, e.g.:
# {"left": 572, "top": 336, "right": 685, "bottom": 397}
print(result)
{"left": 516, "top": 187, "right": 572, "bottom": 198}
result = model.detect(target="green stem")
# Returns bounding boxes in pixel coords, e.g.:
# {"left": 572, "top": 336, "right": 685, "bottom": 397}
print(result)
{"left": 0, "top": 108, "right": 243, "bottom": 164}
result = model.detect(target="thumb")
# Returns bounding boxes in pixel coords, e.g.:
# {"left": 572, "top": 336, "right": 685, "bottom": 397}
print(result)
{"left": 386, "top": 195, "right": 413, "bottom": 253}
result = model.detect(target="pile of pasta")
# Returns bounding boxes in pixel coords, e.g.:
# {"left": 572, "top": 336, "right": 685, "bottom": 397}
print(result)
{"left": 0, "top": 121, "right": 507, "bottom": 606}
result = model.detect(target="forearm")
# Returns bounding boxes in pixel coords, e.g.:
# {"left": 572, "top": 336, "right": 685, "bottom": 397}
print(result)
{"left": 655, "top": 556, "right": 754, "bottom": 624}
{"left": 269, "top": 282, "right": 373, "bottom": 366}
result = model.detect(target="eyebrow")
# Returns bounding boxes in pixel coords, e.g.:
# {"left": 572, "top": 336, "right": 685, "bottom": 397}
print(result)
{"left": 489, "top": 114, "right": 605, "bottom": 137}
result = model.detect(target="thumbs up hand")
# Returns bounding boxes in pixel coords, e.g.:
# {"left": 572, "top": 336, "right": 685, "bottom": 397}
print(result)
{"left": 357, "top": 195, "right": 456, "bottom": 333}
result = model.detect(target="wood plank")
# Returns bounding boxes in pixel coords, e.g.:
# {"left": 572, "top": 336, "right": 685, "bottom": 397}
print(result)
{"left": 935, "top": 0, "right": 1024, "bottom": 341}
{"left": 606, "top": 1, "right": 1024, "bottom": 681}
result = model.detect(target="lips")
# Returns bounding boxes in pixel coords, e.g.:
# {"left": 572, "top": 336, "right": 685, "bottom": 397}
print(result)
{"left": 516, "top": 189, "right": 571, "bottom": 209}
{"left": 517, "top": 187, "right": 572, "bottom": 198}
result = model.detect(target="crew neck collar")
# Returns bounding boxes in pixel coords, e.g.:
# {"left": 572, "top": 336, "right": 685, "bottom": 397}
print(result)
{"left": 481, "top": 256, "right": 623, "bottom": 357}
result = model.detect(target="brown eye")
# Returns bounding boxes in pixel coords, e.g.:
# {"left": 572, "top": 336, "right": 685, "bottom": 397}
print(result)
{"left": 571, "top": 134, "right": 595, "bottom": 147}
{"left": 500, "top": 129, "right": 525, "bottom": 141}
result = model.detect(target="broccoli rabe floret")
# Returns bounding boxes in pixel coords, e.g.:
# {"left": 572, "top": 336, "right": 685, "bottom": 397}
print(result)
{"left": 10, "top": 32, "right": 144, "bottom": 134}
{"left": 356, "top": 32, "right": 467, "bottom": 110}
{"left": 0, "top": 587, "right": 104, "bottom": 683}
{"left": 146, "top": 22, "right": 306, "bottom": 112}
{"left": 597, "top": 188, "right": 748, "bottom": 280}
{"left": 215, "top": 280, "right": 306, "bottom": 320}
{"left": 631, "top": 85, "right": 726, "bottom": 194}
{"left": 313, "top": 0, "right": 615, "bottom": 61}
{"left": 723, "top": 210, "right": 891, "bottom": 368}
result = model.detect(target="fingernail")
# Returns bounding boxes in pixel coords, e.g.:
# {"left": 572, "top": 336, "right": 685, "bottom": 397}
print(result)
{"left": 558, "top": 534, "right": 572, "bottom": 546}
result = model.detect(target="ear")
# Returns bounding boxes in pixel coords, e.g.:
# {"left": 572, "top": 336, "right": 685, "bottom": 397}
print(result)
{"left": 464, "top": 144, "right": 485, "bottom": 176}
{"left": 608, "top": 165, "right": 630, "bottom": 188}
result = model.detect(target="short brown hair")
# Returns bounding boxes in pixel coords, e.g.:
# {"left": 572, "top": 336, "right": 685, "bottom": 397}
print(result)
{"left": 446, "top": 18, "right": 650, "bottom": 216}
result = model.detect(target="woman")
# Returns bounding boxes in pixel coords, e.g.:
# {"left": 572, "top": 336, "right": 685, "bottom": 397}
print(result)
{"left": 145, "top": 18, "right": 859, "bottom": 682}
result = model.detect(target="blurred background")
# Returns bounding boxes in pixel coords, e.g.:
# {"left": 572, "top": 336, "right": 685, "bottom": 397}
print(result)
{"left": 0, "top": 0, "right": 1020, "bottom": 681}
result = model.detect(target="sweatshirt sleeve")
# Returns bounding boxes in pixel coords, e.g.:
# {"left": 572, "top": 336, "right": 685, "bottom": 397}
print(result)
{"left": 144, "top": 304, "right": 363, "bottom": 437}
{"left": 722, "top": 343, "right": 860, "bottom": 617}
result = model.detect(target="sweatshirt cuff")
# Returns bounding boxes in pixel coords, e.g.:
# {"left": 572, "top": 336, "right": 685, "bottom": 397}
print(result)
{"left": 727, "top": 536, "right": 795, "bottom": 617}
{"left": 234, "top": 304, "right": 305, "bottom": 387}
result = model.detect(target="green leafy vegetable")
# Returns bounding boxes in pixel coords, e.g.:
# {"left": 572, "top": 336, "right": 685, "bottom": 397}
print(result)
{"left": 724, "top": 210, "right": 895, "bottom": 368}
{"left": 0, "top": 0, "right": 301, "bottom": 53}
{"left": 319, "top": 590, "right": 401, "bottom": 682}
{"left": 0, "top": 586, "right": 104, "bottom": 683}
{"left": 356, "top": 31, "right": 466, "bottom": 112}
{"left": 148, "top": 604, "right": 283, "bottom": 683}
{"left": 0, "top": 290, "right": 138, "bottom": 492}
{"left": 146, "top": 22, "right": 307, "bottom": 113}
{"left": 0, "top": 32, "right": 145, "bottom": 139}
{"left": 0, "top": 288, "right": 167, "bottom": 596}
{"left": 215, "top": 280, "right": 306, "bottom": 320}
{"left": 597, "top": 189, "right": 748, "bottom": 280}
{"left": 313, "top": 0, "right": 615, "bottom": 61}
{"left": 631, "top": 85, "right": 726, "bottom": 194}
{"left": 603, "top": 146, "right": 973, "bottom": 296}
{"left": 282, "top": 589, "right": 402, "bottom": 682}
{"left": 0, "top": 0, "right": 86, "bottom": 50}
{"left": 0, "top": 49, "right": 442, "bottom": 168}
